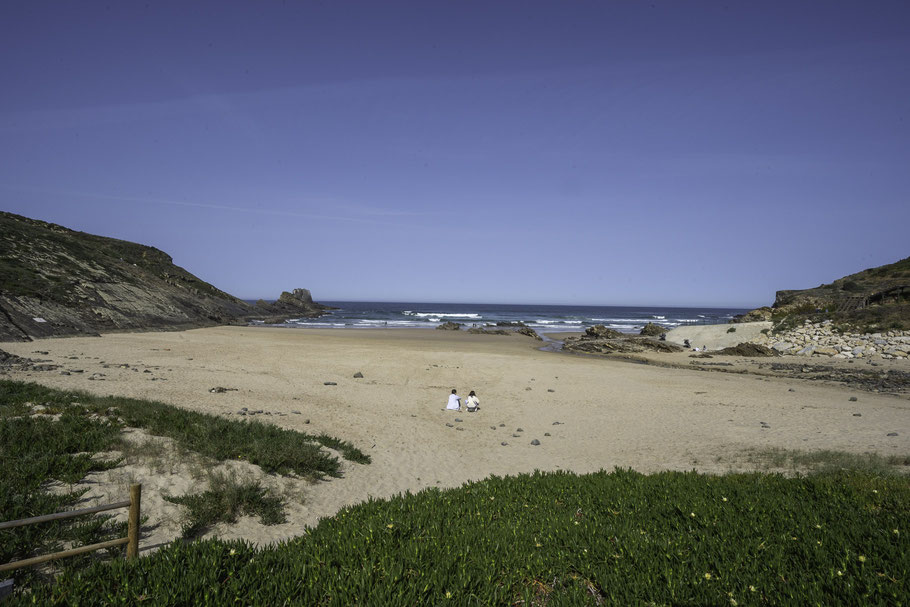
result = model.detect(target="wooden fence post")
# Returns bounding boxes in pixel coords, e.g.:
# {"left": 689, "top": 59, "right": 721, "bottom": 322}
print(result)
{"left": 127, "top": 484, "right": 141, "bottom": 560}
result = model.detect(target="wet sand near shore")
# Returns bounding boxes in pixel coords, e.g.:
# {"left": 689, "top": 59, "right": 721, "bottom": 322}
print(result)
{"left": 2, "top": 326, "right": 908, "bottom": 548}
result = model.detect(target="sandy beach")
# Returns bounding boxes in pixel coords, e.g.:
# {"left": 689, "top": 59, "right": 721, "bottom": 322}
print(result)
{"left": 3, "top": 326, "right": 908, "bottom": 549}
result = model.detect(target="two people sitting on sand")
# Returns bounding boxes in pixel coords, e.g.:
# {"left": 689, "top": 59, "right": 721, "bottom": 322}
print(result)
{"left": 446, "top": 389, "right": 481, "bottom": 412}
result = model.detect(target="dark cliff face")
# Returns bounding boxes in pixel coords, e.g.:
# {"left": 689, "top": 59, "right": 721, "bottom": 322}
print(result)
{"left": 735, "top": 256, "right": 910, "bottom": 331}
{"left": 0, "top": 212, "right": 267, "bottom": 341}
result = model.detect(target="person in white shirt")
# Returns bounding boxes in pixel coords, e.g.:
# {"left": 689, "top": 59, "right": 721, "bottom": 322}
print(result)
{"left": 446, "top": 389, "right": 461, "bottom": 411}
{"left": 465, "top": 390, "right": 480, "bottom": 412}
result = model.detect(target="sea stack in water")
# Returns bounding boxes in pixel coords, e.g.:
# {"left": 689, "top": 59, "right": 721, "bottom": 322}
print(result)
{"left": 254, "top": 289, "right": 332, "bottom": 322}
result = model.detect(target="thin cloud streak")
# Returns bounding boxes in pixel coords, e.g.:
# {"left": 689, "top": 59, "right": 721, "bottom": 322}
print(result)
{"left": 0, "top": 184, "right": 431, "bottom": 229}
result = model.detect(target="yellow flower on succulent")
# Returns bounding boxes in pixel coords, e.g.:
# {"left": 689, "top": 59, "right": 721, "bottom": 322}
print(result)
{"left": 836, "top": 570, "right": 843, "bottom": 576}
{"left": 749, "top": 585, "right": 756, "bottom": 593}
{"left": 858, "top": 555, "right": 866, "bottom": 563}
{"left": 704, "top": 573, "right": 712, "bottom": 580}
{"left": 690, "top": 512, "right": 696, "bottom": 518}
{"left": 445, "top": 591, "right": 452, "bottom": 599}
{"left": 722, "top": 497, "right": 728, "bottom": 502}
{"left": 387, "top": 524, "right": 394, "bottom": 529}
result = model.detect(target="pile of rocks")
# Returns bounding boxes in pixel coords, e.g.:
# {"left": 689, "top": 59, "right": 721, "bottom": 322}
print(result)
{"left": 750, "top": 321, "right": 909, "bottom": 360}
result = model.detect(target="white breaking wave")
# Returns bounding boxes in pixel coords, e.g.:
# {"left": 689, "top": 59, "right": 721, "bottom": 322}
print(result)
{"left": 403, "top": 311, "right": 481, "bottom": 319}
{"left": 652, "top": 315, "right": 666, "bottom": 319}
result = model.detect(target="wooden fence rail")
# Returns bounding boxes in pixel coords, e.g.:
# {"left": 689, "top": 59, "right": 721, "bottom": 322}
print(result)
{"left": 0, "top": 483, "right": 141, "bottom": 574}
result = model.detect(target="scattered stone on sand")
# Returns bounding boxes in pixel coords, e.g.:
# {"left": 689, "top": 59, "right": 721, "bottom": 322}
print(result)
{"left": 516, "top": 428, "right": 524, "bottom": 432}
{"left": 353, "top": 372, "right": 363, "bottom": 378}
{"left": 530, "top": 439, "right": 541, "bottom": 446}
{"left": 490, "top": 426, "right": 496, "bottom": 430}
{"left": 849, "top": 396, "right": 858, "bottom": 402}
{"left": 552, "top": 421, "right": 562, "bottom": 425}
{"left": 291, "top": 410, "right": 301, "bottom": 414}
{"left": 446, "top": 423, "right": 454, "bottom": 427}
{"left": 304, "top": 419, "right": 310, "bottom": 424}
{"left": 454, "top": 418, "right": 463, "bottom": 422}
{"left": 499, "top": 423, "right": 505, "bottom": 427}
{"left": 544, "top": 432, "right": 551, "bottom": 437}
{"left": 210, "top": 386, "right": 237, "bottom": 393}
{"left": 887, "top": 432, "right": 899, "bottom": 436}
{"left": 324, "top": 381, "right": 337, "bottom": 386}
{"left": 547, "top": 389, "right": 555, "bottom": 392}
{"left": 853, "top": 413, "right": 862, "bottom": 417}
{"left": 456, "top": 427, "right": 464, "bottom": 431}
{"left": 788, "top": 388, "right": 795, "bottom": 392}
{"left": 512, "top": 434, "right": 520, "bottom": 437}
{"left": 436, "top": 321, "right": 463, "bottom": 331}
{"left": 501, "top": 442, "right": 508, "bottom": 446}
{"left": 525, "top": 387, "right": 532, "bottom": 391}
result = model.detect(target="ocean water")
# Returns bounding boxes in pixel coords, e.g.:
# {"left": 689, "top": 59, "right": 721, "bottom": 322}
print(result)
{"left": 252, "top": 301, "right": 748, "bottom": 334}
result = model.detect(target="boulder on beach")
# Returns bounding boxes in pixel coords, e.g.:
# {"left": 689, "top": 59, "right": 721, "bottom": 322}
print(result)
{"left": 715, "top": 343, "right": 778, "bottom": 357}
{"left": 639, "top": 322, "right": 669, "bottom": 337}
{"left": 584, "top": 325, "right": 624, "bottom": 339}
{"left": 436, "top": 321, "right": 463, "bottom": 331}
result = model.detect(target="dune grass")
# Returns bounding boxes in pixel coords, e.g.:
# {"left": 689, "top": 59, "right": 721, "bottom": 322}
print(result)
{"left": 0, "top": 379, "right": 367, "bottom": 588}
{"left": 163, "top": 471, "right": 286, "bottom": 538}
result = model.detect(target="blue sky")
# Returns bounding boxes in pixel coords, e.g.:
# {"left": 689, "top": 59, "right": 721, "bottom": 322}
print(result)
{"left": 2, "top": 1, "right": 908, "bottom": 307}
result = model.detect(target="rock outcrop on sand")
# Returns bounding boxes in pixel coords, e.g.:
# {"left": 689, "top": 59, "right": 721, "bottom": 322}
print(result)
{"left": 584, "top": 325, "right": 624, "bottom": 339}
{"left": 639, "top": 322, "right": 669, "bottom": 337}
{"left": 436, "top": 322, "right": 463, "bottom": 330}
{"left": 714, "top": 343, "right": 777, "bottom": 357}
{"left": 0, "top": 212, "right": 326, "bottom": 341}
{"left": 563, "top": 333, "right": 682, "bottom": 355}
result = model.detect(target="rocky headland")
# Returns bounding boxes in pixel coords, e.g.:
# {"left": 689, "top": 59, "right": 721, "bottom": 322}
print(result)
{"left": 0, "top": 212, "right": 327, "bottom": 341}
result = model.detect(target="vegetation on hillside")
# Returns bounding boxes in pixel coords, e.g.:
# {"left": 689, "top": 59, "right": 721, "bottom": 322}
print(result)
{"left": 0, "top": 211, "right": 241, "bottom": 304}
{"left": 770, "top": 256, "right": 910, "bottom": 332}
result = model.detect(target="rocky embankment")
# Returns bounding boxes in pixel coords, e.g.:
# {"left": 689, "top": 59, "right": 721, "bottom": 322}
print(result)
{"left": 752, "top": 321, "right": 909, "bottom": 360}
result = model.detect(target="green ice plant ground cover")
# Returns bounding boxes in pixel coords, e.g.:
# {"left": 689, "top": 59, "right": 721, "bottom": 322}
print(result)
{"left": 0, "top": 379, "right": 368, "bottom": 588}
{"left": 10, "top": 469, "right": 909, "bottom": 606}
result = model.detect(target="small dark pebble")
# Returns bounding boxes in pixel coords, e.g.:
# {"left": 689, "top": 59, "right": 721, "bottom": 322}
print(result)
{"left": 499, "top": 423, "right": 505, "bottom": 427}
{"left": 456, "top": 427, "right": 464, "bottom": 431}
{"left": 547, "top": 389, "right": 555, "bottom": 393}
{"left": 59, "top": 371, "right": 70, "bottom": 375}
{"left": 544, "top": 432, "right": 551, "bottom": 437}
{"left": 490, "top": 426, "right": 496, "bottom": 430}
{"left": 853, "top": 413, "right": 861, "bottom": 417}
{"left": 353, "top": 372, "right": 364, "bottom": 378}
{"left": 512, "top": 434, "right": 520, "bottom": 437}
{"left": 291, "top": 410, "right": 301, "bottom": 414}
{"left": 887, "top": 432, "right": 898, "bottom": 437}
{"left": 552, "top": 421, "right": 561, "bottom": 425}
{"left": 501, "top": 442, "right": 508, "bottom": 446}
{"left": 446, "top": 423, "right": 454, "bottom": 428}
{"left": 525, "top": 387, "right": 532, "bottom": 391}
{"left": 530, "top": 439, "right": 541, "bottom": 446}
{"left": 454, "top": 418, "right": 463, "bottom": 422}
{"left": 324, "top": 382, "right": 337, "bottom": 386}
{"left": 849, "top": 396, "right": 858, "bottom": 402}
{"left": 304, "top": 419, "right": 310, "bottom": 424}
{"left": 788, "top": 388, "right": 795, "bottom": 392}
{"left": 516, "top": 428, "right": 524, "bottom": 432}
